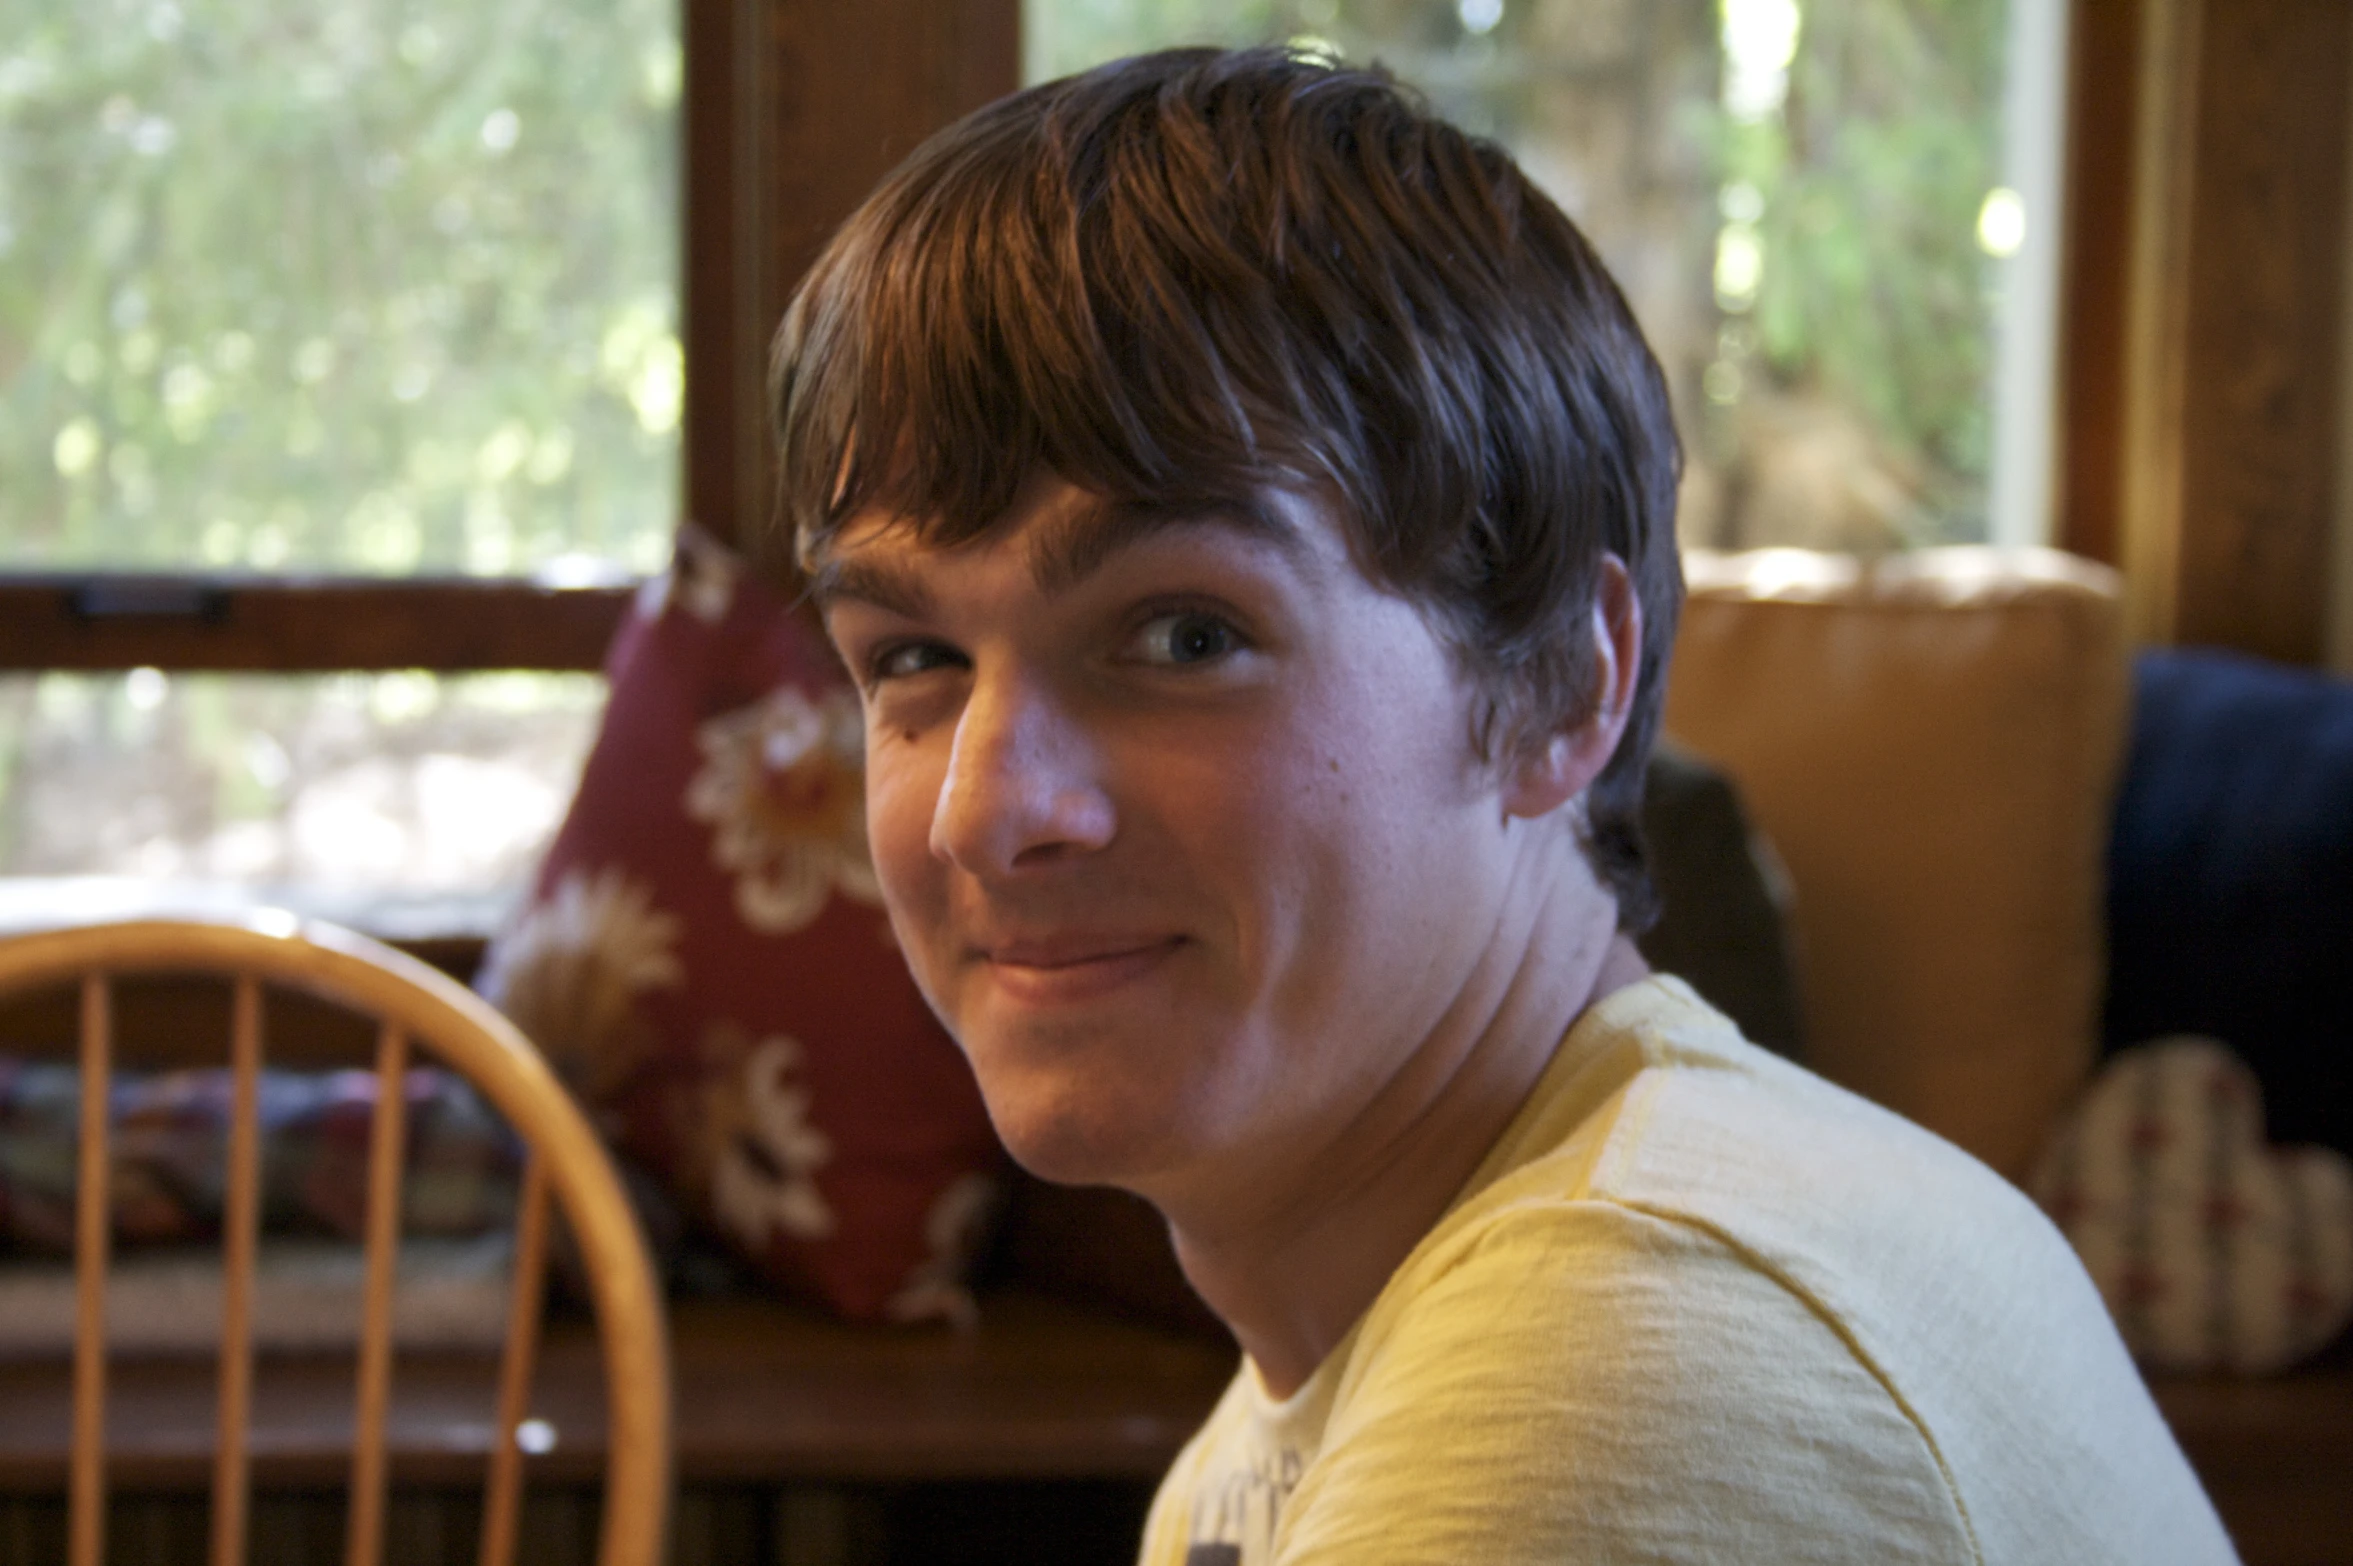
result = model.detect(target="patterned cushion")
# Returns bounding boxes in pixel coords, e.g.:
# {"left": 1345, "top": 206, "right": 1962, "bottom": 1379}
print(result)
{"left": 2031, "top": 1036, "right": 2353, "bottom": 1373}
{"left": 0, "top": 1058, "right": 515, "bottom": 1250}
{"left": 478, "top": 526, "right": 1003, "bottom": 1323}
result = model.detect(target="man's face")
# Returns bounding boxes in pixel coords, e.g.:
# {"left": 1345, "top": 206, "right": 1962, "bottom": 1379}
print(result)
{"left": 816, "top": 476, "right": 1547, "bottom": 1200}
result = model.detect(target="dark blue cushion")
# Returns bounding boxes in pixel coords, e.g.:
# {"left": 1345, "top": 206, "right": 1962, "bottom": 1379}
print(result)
{"left": 2104, "top": 650, "right": 2353, "bottom": 1154}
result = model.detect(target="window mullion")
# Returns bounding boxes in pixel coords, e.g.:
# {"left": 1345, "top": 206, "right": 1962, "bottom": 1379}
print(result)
{"left": 0, "top": 576, "right": 631, "bottom": 674}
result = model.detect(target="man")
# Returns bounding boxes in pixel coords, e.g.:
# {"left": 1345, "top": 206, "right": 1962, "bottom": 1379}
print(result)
{"left": 765, "top": 47, "right": 2236, "bottom": 1566}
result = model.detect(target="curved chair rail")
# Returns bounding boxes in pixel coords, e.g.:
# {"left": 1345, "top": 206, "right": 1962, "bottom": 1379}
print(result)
{"left": 0, "top": 913, "right": 670, "bottom": 1566}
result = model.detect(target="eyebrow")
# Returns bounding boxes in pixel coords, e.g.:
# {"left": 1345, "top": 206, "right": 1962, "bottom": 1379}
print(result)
{"left": 1027, "top": 496, "right": 1309, "bottom": 595}
{"left": 806, "top": 495, "right": 1310, "bottom": 619}
{"left": 806, "top": 553, "right": 936, "bottom": 621}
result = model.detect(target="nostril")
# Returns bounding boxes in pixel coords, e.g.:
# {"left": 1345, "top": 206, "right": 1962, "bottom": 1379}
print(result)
{"left": 931, "top": 683, "right": 1114, "bottom": 871}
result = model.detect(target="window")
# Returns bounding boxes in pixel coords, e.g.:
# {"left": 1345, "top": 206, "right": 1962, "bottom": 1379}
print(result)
{"left": 12, "top": 0, "right": 2335, "bottom": 911}
{"left": 1027, "top": 0, "right": 2069, "bottom": 555}
{"left": 0, "top": 0, "right": 679, "bottom": 916}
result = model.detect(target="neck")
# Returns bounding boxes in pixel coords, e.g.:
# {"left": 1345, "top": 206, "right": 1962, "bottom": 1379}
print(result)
{"left": 1158, "top": 845, "right": 1650, "bottom": 1398}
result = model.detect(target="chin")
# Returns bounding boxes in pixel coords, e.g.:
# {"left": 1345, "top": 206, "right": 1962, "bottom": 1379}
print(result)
{"left": 964, "top": 1047, "right": 1184, "bottom": 1193}
{"left": 946, "top": 980, "right": 1245, "bottom": 1194}
{"left": 982, "top": 1090, "right": 1166, "bottom": 1191}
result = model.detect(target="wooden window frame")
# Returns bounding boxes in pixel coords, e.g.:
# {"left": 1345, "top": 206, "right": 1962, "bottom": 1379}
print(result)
{"left": 2058, "top": 0, "right": 2351, "bottom": 666}
{"left": 13, "top": 0, "right": 2341, "bottom": 676}
{"left": 0, "top": 0, "right": 1019, "bottom": 679}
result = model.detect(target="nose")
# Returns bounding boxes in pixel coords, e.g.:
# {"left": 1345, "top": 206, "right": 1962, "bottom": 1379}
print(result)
{"left": 930, "top": 670, "right": 1115, "bottom": 874}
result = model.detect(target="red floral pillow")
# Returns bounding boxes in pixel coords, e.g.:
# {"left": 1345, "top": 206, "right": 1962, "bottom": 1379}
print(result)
{"left": 478, "top": 525, "right": 1003, "bottom": 1323}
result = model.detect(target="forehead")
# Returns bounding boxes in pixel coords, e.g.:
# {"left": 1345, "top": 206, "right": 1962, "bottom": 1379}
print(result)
{"left": 806, "top": 481, "right": 1326, "bottom": 614}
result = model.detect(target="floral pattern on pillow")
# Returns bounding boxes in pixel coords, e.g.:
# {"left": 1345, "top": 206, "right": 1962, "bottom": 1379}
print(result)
{"left": 686, "top": 686, "right": 881, "bottom": 934}
{"left": 702, "top": 1026, "right": 836, "bottom": 1246}
{"left": 885, "top": 1172, "right": 1001, "bottom": 1328}
{"left": 474, "top": 865, "right": 682, "bottom": 1108}
{"left": 479, "top": 523, "right": 1003, "bottom": 1323}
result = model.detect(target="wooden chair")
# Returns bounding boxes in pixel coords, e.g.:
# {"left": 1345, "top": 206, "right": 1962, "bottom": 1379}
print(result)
{"left": 0, "top": 913, "right": 670, "bottom": 1566}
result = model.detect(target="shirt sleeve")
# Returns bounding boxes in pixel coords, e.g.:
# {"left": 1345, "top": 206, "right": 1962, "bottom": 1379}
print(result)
{"left": 1271, "top": 1201, "right": 1980, "bottom": 1566}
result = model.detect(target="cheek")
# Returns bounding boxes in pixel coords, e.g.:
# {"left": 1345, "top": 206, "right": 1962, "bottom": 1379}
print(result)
{"left": 1162, "top": 724, "right": 1393, "bottom": 993}
{"left": 861, "top": 740, "right": 944, "bottom": 911}
{"left": 1245, "top": 674, "right": 1495, "bottom": 980}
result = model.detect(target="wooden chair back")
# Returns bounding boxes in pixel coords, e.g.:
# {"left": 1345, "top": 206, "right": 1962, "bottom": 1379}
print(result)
{"left": 0, "top": 913, "right": 669, "bottom": 1566}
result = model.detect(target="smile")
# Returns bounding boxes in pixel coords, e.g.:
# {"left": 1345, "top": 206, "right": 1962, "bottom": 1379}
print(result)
{"left": 977, "top": 936, "right": 1185, "bottom": 1004}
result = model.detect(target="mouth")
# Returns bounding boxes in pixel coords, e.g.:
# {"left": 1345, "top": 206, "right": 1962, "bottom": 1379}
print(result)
{"left": 973, "top": 934, "right": 1185, "bottom": 1004}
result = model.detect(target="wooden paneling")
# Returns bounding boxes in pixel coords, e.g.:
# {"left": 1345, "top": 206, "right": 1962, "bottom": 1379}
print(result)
{"left": 2172, "top": 0, "right": 2352, "bottom": 664}
{"left": 2057, "top": 0, "right": 2143, "bottom": 568}
{"left": 3, "top": 1284, "right": 2337, "bottom": 1565}
{"left": 683, "top": 0, "right": 1019, "bottom": 559}
{"left": 682, "top": 0, "right": 780, "bottom": 555}
{"left": 2116, "top": 0, "right": 2203, "bottom": 645}
{"left": 0, "top": 579, "right": 629, "bottom": 673}
{"left": 768, "top": 0, "right": 1018, "bottom": 295}
{"left": 2093, "top": 0, "right": 2352, "bottom": 664}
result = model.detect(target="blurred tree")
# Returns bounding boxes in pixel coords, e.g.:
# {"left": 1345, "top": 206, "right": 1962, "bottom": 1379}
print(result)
{"left": 0, "top": 0, "right": 680, "bottom": 575}
{"left": 0, "top": 0, "right": 675, "bottom": 898}
{"left": 1027, "top": 0, "right": 2008, "bottom": 547}
{"left": 1724, "top": 0, "right": 2004, "bottom": 540}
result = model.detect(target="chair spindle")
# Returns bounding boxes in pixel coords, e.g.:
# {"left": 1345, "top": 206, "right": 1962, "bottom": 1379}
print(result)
{"left": 210, "top": 974, "right": 264, "bottom": 1566}
{"left": 478, "top": 1152, "right": 552, "bottom": 1566}
{"left": 69, "top": 974, "right": 112, "bottom": 1566}
{"left": 345, "top": 1021, "right": 410, "bottom": 1566}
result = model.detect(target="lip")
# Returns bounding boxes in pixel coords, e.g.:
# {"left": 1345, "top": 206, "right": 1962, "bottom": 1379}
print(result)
{"left": 975, "top": 935, "right": 1184, "bottom": 1004}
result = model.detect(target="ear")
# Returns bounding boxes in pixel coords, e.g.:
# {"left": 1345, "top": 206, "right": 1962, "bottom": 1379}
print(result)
{"left": 1502, "top": 554, "right": 1644, "bottom": 820}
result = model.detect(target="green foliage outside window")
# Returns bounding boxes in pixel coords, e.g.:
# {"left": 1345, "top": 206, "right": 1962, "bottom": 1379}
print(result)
{"left": 1722, "top": 0, "right": 2004, "bottom": 537}
{"left": 1028, "top": 0, "right": 2008, "bottom": 547}
{"left": 0, "top": 0, "right": 680, "bottom": 576}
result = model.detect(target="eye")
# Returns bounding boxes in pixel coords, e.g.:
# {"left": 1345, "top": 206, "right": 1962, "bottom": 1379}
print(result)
{"left": 1129, "top": 610, "right": 1242, "bottom": 667}
{"left": 866, "top": 639, "right": 965, "bottom": 683}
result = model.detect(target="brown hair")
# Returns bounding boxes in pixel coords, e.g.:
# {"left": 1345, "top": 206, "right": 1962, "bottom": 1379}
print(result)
{"left": 768, "top": 46, "right": 1684, "bottom": 929}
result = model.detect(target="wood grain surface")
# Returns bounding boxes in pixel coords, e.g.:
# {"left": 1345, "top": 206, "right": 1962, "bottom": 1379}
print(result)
{"left": 2172, "top": 0, "right": 2351, "bottom": 664}
{"left": 0, "top": 579, "right": 630, "bottom": 673}
{"left": 0, "top": 1293, "right": 1233, "bottom": 1493}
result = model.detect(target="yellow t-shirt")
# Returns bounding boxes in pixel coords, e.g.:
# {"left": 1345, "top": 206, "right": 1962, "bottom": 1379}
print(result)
{"left": 1140, "top": 977, "right": 2236, "bottom": 1566}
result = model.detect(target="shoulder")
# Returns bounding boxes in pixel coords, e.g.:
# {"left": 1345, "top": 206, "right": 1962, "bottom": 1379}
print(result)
{"left": 1488, "top": 975, "right": 2130, "bottom": 1382}
{"left": 1294, "top": 978, "right": 2235, "bottom": 1566}
{"left": 1293, "top": 1197, "right": 1975, "bottom": 1564}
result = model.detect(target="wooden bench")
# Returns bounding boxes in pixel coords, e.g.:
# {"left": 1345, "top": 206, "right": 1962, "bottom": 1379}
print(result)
{"left": 0, "top": 921, "right": 2343, "bottom": 1564}
{"left": 2148, "top": 1335, "right": 2353, "bottom": 1566}
{"left": 0, "top": 1293, "right": 1227, "bottom": 1496}
{"left": 0, "top": 1284, "right": 1231, "bottom": 1566}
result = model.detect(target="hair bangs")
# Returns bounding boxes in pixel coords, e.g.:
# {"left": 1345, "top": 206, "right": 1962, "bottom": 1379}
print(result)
{"left": 774, "top": 73, "right": 1312, "bottom": 570}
